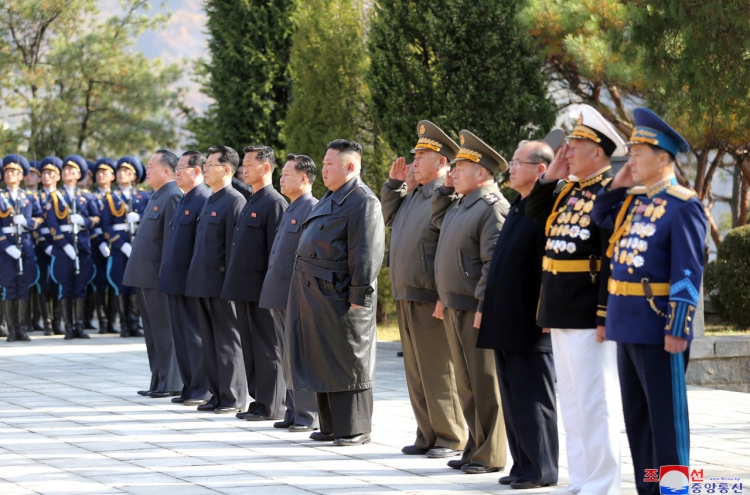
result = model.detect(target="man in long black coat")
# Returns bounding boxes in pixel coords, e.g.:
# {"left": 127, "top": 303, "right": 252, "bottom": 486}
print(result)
{"left": 286, "top": 139, "right": 385, "bottom": 446}
{"left": 477, "top": 140, "right": 559, "bottom": 489}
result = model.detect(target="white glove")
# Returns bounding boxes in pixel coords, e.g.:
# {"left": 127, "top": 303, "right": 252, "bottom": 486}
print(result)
{"left": 45, "top": 245, "right": 53, "bottom": 257}
{"left": 70, "top": 213, "right": 85, "bottom": 226}
{"left": 126, "top": 212, "right": 141, "bottom": 223}
{"left": 12, "top": 215, "right": 27, "bottom": 227}
{"left": 99, "top": 243, "right": 111, "bottom": 258}
{"left": 5, "top": 246, "right": 21, "bottom": 260}
{"left": 121, "top": 242, "right": 132, "bottom": 258}
{"left": 63, "top": 244, "right": 77, "bottom": 260}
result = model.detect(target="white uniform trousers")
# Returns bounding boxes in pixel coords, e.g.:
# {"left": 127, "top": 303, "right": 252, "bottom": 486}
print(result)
{"left": 551, "top": 328, "right": 621, "bottom": 495}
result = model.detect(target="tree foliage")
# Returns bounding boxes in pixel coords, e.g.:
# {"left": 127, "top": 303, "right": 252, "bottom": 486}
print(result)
{"left": 188, "top": 0, "right": 295, "bottom": 156}
{"left": 367, "top": 0, "right": 555, "bottom": 160}
{"left": 0, "top": 0, "right": 181, "bottom": 158}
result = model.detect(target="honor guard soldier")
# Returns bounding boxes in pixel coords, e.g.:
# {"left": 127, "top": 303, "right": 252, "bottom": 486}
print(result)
{"left": 526, "top": 105, "right": 626, "bottom": 495}
{"left": 431, "top": 130, "right": 510, "bottom": 474}
{"left": 34, "top": 157, "right": 65, "bottom": 336}
{"left": 0, "top": 155, "right": 39, "bottom": 342}
{"left": 101, "top": 157, "right": 149, "bottom": 337}
{"left": 25, "top": 159, "right": 46, "bottom": 334}
{"left": 591, "top": 108, "right": 705, "bottom": 495}
{"left": 222, "top": 145, "right": 288, "bottom": 421}
{"left": 89, "top": 158, "right": 119, "bottom": 334}
{"left": 44, "top": 155, "right": 100, "bottom": 340}
{"left": 381, "top": 121, "right": 467, "bottom": 459}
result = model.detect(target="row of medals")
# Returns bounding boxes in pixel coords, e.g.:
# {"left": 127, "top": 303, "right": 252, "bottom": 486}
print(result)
{"left": 545, "top": 192, "right": 596, "bottom": 254}
{"left": 612, "top": 197, "right": 668, "bottom": 273}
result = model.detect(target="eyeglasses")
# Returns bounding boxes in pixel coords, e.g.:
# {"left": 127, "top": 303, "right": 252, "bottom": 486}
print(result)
{"left": 509, "top": 160, "right": 541, "bottom": 169}
{"left": 202, "top": 163, "right": 223, "bottom": 170}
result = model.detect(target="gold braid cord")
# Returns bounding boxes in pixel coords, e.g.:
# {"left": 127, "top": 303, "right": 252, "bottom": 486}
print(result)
{"left": 52, "top": 193, "right": 70, "bottom": 220}
{"left": 106, "top": 193, "right": 127, "bottom": 217}
{"left": 545, "top": 182, "right": 575, "bottom": 236}
{"left": 606, "top": 195, "right": 635, "bottom": 258}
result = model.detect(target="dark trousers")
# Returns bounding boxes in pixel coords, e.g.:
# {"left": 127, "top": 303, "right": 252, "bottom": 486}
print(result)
{"left": 317, "top": 389, "right": 373, "bottom": 438}
{"left": 167, "top": 295, "right": 210, "bottom": 401}
{"left": 137, "top": 288, "right": 182, "bottom": 393}
{"left": 270, "top": 309, "right": 319, "bottom": 428}
{"left": 195, "top": 297, "right": 247, "bottom": 410}
{"left": 495, "top": 349, "right": 558, "bottom": 485}
{"left": 619, "top": 343, "right": 690, "bottom": 495}
{"left": 50, "top": 252, "right": 94, "bottom": 299}
{"left": 236, "top": 301, "right": 285, "bottom": 419}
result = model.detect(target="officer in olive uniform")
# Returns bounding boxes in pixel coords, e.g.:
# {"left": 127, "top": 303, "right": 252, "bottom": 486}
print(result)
{"left": 102, "top": 157, "right": 149, "bottom": 337}
{"left": 525, "top": 105, "right": 626, "bottom": 495}
{"left": 90, "top": 158, "right": 118, "bottom": 334}
{"left": 44, "top": 155, "right": 100, "bottom": 340}
{"left": 1, "top": 155, "right": 39, "bottom": 342}
{"left": 431, "top": 130, "right": 510, "bottom": 474}
{"left": 591, "top": 108, "right": 706, "bottom": 495}
{"left": 34, "top": 157, "right": 65, "bottom": 336}
{"left": 381, "top": 121, "right": 467, "bottom": 458}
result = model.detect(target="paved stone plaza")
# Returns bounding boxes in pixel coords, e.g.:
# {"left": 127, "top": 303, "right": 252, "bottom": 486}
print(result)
{"left": 0, "top": 335, "right": 748, "bottom": 495}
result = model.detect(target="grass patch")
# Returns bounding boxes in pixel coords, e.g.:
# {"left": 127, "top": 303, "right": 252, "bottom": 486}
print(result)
{"left": 704, "top": 323, "right": 750, "bottom": 336}
{"left": 377, "top": 320, "right": 401, "bottom": 342}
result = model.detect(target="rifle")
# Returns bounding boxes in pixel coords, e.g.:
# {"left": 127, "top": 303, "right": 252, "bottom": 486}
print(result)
{"left": 11, "top": 201, "right": 23, "bottom": 277}
{"left": 71, "top": 192, "right": 80, "bottom": 275}
{"left": 127, "top": 192, "right": 136, "bottom": 239}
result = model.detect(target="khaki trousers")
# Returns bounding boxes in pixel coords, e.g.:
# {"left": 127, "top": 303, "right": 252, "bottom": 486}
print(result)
{"left": 443, "top": 307, "right": 507, "bottom": 468}
{"left": 397, "top": 300, "right": 466, "bottom": 450}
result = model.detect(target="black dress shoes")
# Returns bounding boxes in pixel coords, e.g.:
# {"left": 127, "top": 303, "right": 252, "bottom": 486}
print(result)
{"left": 244, "top": 413, "right": 279, "bottom": 421}
{"left": 288, "top": 424, "right": 316, "bottom": 432}
{"left": 447, "top": 460, "right": 465, "bottom": 470}
{"left": 401, "top": 445, "right": 429, "bottom": 455}
{"left": 214, "top": 406, "right": 239, "bottom": 414}
{"left": 171, "top": 397, "right": 185, "bottom": 403}
{"left": 309, "top": 431, "right": 335, "bottom": 441}
{"left": 149, "top": 391, "right": 180, "bottom": 398}
{"left": 499, "top": 475, "right": 519, "bottom": 485}
{"left": 274, "top": 420, "right": 293, "bottom": 429}
{"left": 333, "top": 432, "right": 371, "bottom": 446}
{"left": 183, "top": 399, "right": 208, "bottom": 407}
{"left": 426, "top": 447, "right": 461, "bottom": 458}
{"left": 197, "top": 403, "right": 217, "bottom": 411}
{"left": 137, "top": 390, "right": 152, "bottom": 396}
{"left": 461, "top": 463, "right": 502, "bottom": 474}
{"left": 510, "top": 479, "right": 556, "bottom": 489}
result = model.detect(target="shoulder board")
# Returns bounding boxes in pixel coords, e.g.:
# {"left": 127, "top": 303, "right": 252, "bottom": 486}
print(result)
{"left": 666, "top": 185, "right": 696, "bottom": 201}
{"left": 601, "top": 177, "right": 613, "bottom": 188}
{"left": 627, "top": 185, "right": 647, "bottom": 196}
{"left": 482, "top": 193, "right": 500, "bottom": 205}
{"left": 553, "top": 180, "right": 568, "bottom": 195}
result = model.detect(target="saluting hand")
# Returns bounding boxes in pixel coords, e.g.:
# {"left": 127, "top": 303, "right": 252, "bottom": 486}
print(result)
{"left": 389, "top": 157, "right": 407, "bottom": 182}
{"left": 610, "top": 159, "right": 636, "bottom": 190}
{"left": 443, "top": 169, "right": 455, "bottom": 189}
{"left": 545, "top": 143, "right": 570, "bottom": 181}
{"left": 664, "top": 335, "right": 688, "bottom": 353}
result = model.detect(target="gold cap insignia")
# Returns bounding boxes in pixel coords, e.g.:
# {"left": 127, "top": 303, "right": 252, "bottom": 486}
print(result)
{"left": 419, "top": 125, "right": 425, "bottom": 135}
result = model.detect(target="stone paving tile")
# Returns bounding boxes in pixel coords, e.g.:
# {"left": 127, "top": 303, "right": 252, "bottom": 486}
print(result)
{"left": 0, "top": 335, "right": 747, "bottom": 495}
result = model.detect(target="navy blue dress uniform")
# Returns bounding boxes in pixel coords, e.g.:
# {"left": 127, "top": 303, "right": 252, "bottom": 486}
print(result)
{"left": 525, "top": 105, "right": 625, "bottom": 495}
{"left": 221, "top": 184, "right": 288, "bottom": 420}
{"left": 591, "top": 108, "right": 706, "bottom": 495}
{"left": 185, "top": 184, "right": 247, "bottom": 411}
{"left": 26, "top": 161, "right": 47, "bottom": 334}
{"left": 158, "top": 182, "right": 212, "bottom": 403}
{"left": 0, "top": 155, "right": 38, "bottom": 342}
{"left": 44, "top": 155, "right": 100, "bottom": 339}
{"left": 90, "top": 158, "right": 119, "bottom": 334}
{"left": 101, "top": 157, "right": 150, "bottom": 337}
{"left": 259, "top": 191, "right": 320, "bottom": 429}
{"left": 33, "top": 157, "right": 65, "bottom": 336}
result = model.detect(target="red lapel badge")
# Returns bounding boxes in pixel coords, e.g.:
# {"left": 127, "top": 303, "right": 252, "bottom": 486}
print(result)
{"left": 153, "top": 206, "right": 158, "bottom": 211}
{"left": 291, "top": 219, "right": 297, "bottom": 225}
{"left": 251, "top": 212, "right": 257, "bottom": 218}
{"left": 211, "top": 211, "right": 217, "bottom": 217}
{"left": 185, "top": 210, "right": 189, "bottom": 215}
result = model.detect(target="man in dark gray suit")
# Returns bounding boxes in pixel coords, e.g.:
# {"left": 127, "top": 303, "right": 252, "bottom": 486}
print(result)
{"left": 259, "top": 154, "right": 320, "bottom": 432}
{"left": 158, "top": 151, "right": 212, "bottom": 406}
{"left": 122, "top": 149, "right": 183, "bottom": 398}
{"left": 222, "top": 145, "right": 287, "bottom": 421}
{"left": 185, "top": 146, "right": 247, "bottom": 414}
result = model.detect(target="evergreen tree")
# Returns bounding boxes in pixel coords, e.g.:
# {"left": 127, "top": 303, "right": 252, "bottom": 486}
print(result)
{"left": 189, "top": 0, "right": 295, "bottom": 155}
{"left": 367, "top": 0, "right": 555, "bottom": 160}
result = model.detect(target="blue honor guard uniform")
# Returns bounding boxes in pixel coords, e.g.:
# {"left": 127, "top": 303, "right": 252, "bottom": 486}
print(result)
{"left": 0, "top": 155, "right": 39, "bottom": 342}
{"left": 100, "top": 156, "right": 149, "bottom": 337}
{"left": 90, "top": 158, "right": 119, "bottom": 334}
{"left": 43, "top": 155, "right": 100, "bottom": 340}
{"left": 591, "top": 107, "right": 706, "bottom": 495}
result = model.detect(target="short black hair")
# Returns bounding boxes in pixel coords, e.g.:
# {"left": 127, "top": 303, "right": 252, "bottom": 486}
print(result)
{"left": 327, "top": 139, "right": 363, "bottom": 155}
{"left": 646, "top": 143, "right": 676, "bottom": 163}
{"left": 156, "top": 149, "right": 178, "bottom": 172}
{"left": 207, "top": 145, "right": 239, "bottom": 173}
{"left": 242, "top": 145, "right": 276, "bottom": 167}
{"left": 181, "top": 150, "right": 206, "bottom": 169}
{"left": 286, "top": 153, "right": 316, "bottom": 184}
